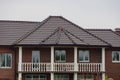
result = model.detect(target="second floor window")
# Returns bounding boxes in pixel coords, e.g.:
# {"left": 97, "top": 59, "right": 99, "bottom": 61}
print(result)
{"left": 79, "top": 50, "right": 90, "bottom": 62}
{"left": 0, "top": 53, "right": 12, "bottom": 68}
{"left": 112, "top": 51, "right": 120, "bottom": 62}
{"left": 55, "top": 50, "right": 66, "bottom": 62}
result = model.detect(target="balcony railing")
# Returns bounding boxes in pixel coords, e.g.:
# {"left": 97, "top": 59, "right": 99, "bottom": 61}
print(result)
{"left": 53, "top": 63, "right": 74, "bottom": 72}
{"left": 20, "top": 63, "right": 102, "bottom": 72}
{"left": 78, "top": 63, "right": 102, "bottom": 72}
{"left": 21, "top": 63, "right": 51, "bottom": 72}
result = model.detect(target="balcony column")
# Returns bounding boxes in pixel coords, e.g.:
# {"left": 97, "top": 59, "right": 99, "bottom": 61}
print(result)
{"left": 18, "top": 46, "right": 22, "bottom": 80}
{"left": 102, "top": 47, "right": 105, "bottom": 80}
{"left": 51, "top": 46, "right": 54, "bottom": 80}
{"left": 74, "top": 47, "right": 78, "bottom": 80}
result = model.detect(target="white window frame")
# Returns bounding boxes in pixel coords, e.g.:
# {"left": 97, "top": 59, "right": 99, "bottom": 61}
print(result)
{"left": 32, "top": 51, "right": 40, "bottom": 63}
{"left": 112, "top": 51, "right": 120, "bottom": 63}
{"left": 79, "top": 50, "right": 90, "bottom": 62}
{"left": 0, "top": 53, "right": 12, "bottom": 68}
{"left": 55, "top": 50, "right": 66, "bottom": 62}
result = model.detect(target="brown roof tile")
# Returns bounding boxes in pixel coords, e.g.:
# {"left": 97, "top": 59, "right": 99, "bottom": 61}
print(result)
{"left": 14, "top": 16, "right": 109, "bottom": 46}
{"left": 87, "top": 29, "right": 120, "bottom": 47}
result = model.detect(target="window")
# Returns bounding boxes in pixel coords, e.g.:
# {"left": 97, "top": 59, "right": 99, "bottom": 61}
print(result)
{"left": 32, "top": 51, "right": 40, "bottom": 69}
{"left": 79, "top": 50, "right": 90, "bottom": 62}
{"left": 0, "top": 53, "right": 12, "bottom": 68}
{"left": 78, "top": 74, "right": 94, "bottom": 80}
{"left": 55, "top": 50, "right": 66, "bottom": 62}
{"left": 25, "top": 74, "right": 47, "bottom": 80}
{"left": 32, "top": 51, "right": 40, "bottom": 63}
{"left": 112, "top": 51, "right": 120, "bottom": 62}
{"left": 54, "top": 74, "right": 69, "bottom": 80}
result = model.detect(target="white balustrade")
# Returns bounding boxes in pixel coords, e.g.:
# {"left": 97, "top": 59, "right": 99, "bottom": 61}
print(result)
{"left": 53, "top": 63, "right": 74, "bottom": 72}
{"left": 78, "top": 63, "right": 102, "bottom": 72}
{"left": 21, "top": 63, "right": 51, "bottom": 72}
{"left": 20, "top": 63, "right": 102, "bottom": 72}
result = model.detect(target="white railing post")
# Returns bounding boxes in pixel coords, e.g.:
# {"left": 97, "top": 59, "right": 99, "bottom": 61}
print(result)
{"left": 74, "top": 47, "right": 78, "bottom": 80}
{"left": 18, "top": 46, "right": 22, "bottom": 80}
{"left": 51, "top": 46, "right": 54, "bottom": 80}
{"left": 102, "top": 47, "right": 105, "bottom": 80}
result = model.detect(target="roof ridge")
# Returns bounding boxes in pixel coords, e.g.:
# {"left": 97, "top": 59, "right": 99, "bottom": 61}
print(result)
{"left": 0, "top": 20, "right": 39, "bottom": 23}
{"left": 64, "top": 29, "right": 89, "bottom": 45}
{"left": 60, "top": 16, "right": 111, "bottom": 46}
{"left": 63, "top": 29, "right": 76, "bottom": 44}
{"left": 110, "top": 29, "right": 120, "bottom": 37}
{"left": 13, "top": 16, "right": 51, "bottom": 45}
{"left": 86, "top": 29, "right": 112, "bottom": 31}
{"left": 39, "top": 27, "right": 59, "bottom": 44}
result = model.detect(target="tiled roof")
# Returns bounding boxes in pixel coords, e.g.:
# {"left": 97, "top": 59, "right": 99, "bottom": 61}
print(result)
{"left": 87, "top": 29, "right": 120, "bottom": 47}
{"left": 0, "top": 20, "right": 39, "bottom": 45}
{"left": 0, "top": 16, "right": 114, "bottom": 47}
{"left": 12, "top": 16, "right": 109, "bottom": 46}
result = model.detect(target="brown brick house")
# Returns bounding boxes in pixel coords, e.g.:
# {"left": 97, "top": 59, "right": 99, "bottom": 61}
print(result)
{"left": 0, "top": 16, "right": 120, "bottom": 80}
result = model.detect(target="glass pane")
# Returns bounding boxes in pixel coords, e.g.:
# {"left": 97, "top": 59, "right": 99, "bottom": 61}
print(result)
{"left": 78, "top": 75, "right": 84, "bottom": 80}
{"left": 6, "top": 54, "right": 12, "bottom": 67}
{"left": 84, "top": 51, "right": 89, "bottom": 61}
{"left": 32, "top": 51, "right": 40, "bottom": 63}
{"left": 112, "top": 51, "right": 120, "bottom": 61}
{"left": 1, "top": 54, "right": 5, "bottom": 67}
{"left": 0, "top": 54, "right": 2, "bottom": 67}
{"left": 55, "top": 50, "right": 60, "bottom": 62}
{"left": 79, "top": 51, "right": 84, "bottom": 61}
{"left": 61, "top": 50, "right": 66, "bottom": 61}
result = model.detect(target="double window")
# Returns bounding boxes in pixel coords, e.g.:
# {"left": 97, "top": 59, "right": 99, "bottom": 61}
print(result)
{"left": 0, "top": 53, "right": 12, "bottom": 68}
{"left": 79, "top": 50, "right": 90, "bottom": 62}
{"left": 55, "top": 50, "right": 66, "bottom": 62}
{"left": 112, "top": 51, "right": 120, "bottom": 62}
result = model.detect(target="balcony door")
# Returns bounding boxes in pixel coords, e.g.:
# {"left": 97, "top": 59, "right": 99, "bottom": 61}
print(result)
{"left": 32, "top": 51, "right": 40, "bottom": 70}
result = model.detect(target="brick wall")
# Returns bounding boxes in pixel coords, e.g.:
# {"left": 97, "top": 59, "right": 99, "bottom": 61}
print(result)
{"left": 106, "top": 48, "right": 120, "bottom": 80}
{"left": 0, "top": 47, "right": 15, "bottom": 80}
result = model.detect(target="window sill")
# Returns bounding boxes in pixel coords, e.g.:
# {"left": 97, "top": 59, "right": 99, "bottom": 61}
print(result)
{"left": 0, "top": 67, "right": 12, "bottom": 69}
{"left": 55, "top": 61, "right": 66, "bottom": 63}
{"left": 79, "top": 61, "right": 90, "bottom": 63}
{"left": 112, "top": 61, "right": 120, "bottom": 63}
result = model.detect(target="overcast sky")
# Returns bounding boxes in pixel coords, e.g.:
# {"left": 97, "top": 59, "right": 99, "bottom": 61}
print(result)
{"left": 0, "top": 0, "right": 120, "bottom": 30}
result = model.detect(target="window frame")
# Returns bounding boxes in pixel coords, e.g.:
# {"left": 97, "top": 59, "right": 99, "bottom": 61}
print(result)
{"left": 112, "top": 51, "right": 120, "bottom": 63}
{"left": 78, "top": 50, "right": 90, "bottom": 62}
{"left": 55, "top": 50, "right": 66, "bottom": 62}
{"left": 0, "top": 53, "right": 12, "bottom": 68}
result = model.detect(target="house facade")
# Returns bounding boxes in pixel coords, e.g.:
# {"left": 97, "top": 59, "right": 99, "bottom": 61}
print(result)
{"left": 0, "top": 16, "right": 120, "bottom": 80}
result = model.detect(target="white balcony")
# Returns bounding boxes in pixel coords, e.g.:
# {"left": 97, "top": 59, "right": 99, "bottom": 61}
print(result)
{"left": 20, "top": 63, "right": 51, "bottom": 72}
{"left": 78, "top": 63, "right": 102, "bottom": 72}
{"left": 19, "top": 63, "right": 102, "bottom": 72}
{"left": 53, "top": 63, "right": 74, "bottom": 72}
